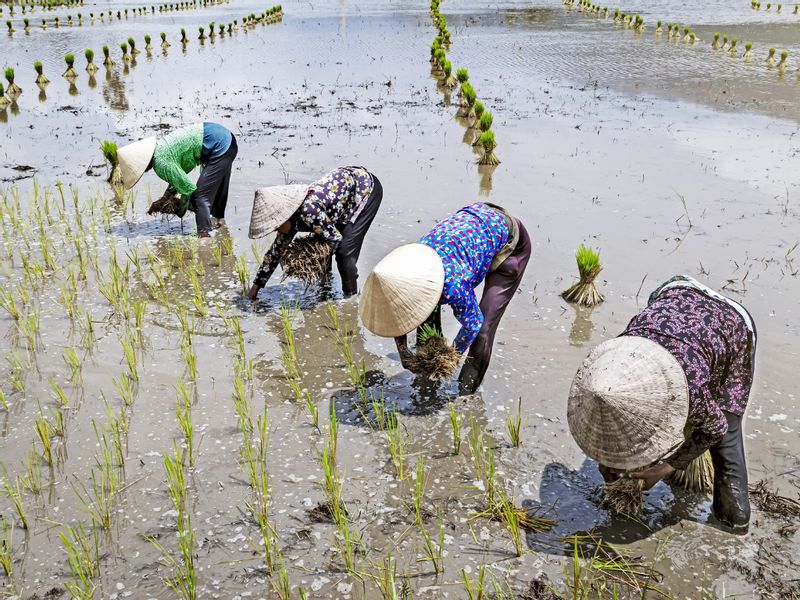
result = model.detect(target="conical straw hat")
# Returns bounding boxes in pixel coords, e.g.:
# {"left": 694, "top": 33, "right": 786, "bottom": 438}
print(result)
{"left": 567, "top": 336, "right": 689, "bottom": 470}
{"left": 359, "top": 243, "right": 445, "bottom": 338}
{"left": 118, "top": 137, "right": 156, "bottom": 190}
{"left": 248, "top": 184, "right": 309, "bottom": 239}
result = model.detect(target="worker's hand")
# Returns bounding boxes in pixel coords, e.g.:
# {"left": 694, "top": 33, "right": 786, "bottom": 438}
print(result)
{"left": 246, "top": 283, "right": 261, "bottom": 300}
{"left": 628, "top": 463, "right": 676, "bottom": 490}
{"left": 394, "top": 335, "right": 419, "bottom": 372}
{"left": 598, "top": 464, "right": 621, "bottom": 483}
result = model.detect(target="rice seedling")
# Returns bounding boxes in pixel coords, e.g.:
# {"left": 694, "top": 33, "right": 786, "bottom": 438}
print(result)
{"left": 744, "top": 41, "right": 753, "bottom": 60}
{"left": 4, "top": 67, "right": 21, "bottom": 97}
{"left": 477, "top": 130, "right": 500, "bottom": 166}
{"left": 181, "top": 339, "right": 197, "bottom": 381}
{"left": 23, "top": 449, "right": 42, "bottom": 494}
{"left": 767, "top": 46, "right": 777, "bottom": 66}
{"left": 62, "top": 53, "right": 79, "bottom": 79}
{"left": 317, "top": 418, "right": 345, "bottom": 525}
{"left": 128, "top": 36, "right": 139, "bottom": 56}
{"left": 441, "top": 60, "right": 457, "bottom": 90}
{"left": 0, "top": 390, "right": 7, "bottom": 411}
{"left": 506, "top": 397, "right": 525, "bottom": 447}
{"left": 63, "top": 347, "right": 83, "bottom": 385}
{"left": 5, "top": 19, "right": 14, "bottom": 32}
{"left": 33, "top": 60, "right": 49, "bottom": 85}
{"left": 120, "top": 41, "right": 131, "bottom": 64}
{"left": 23, "top": 17, "right": 30, "bottom": 31}
{"left": 0, "top": 289, "right": 21, "bottom": 320}
{"left": 461, "top": 565, "right": 487, "bottom": 600}
{"left": 2, "top": 476, "right": 28, "bottom": 529}
{"left": 60, "top": 523, "right": 99, "bottom": 600}
{"left": 5, "top": 353, "right": 25, "bottom": 394}
{"left": 411, "top": 456, "right": 427, "bottom": 525}
{"left": 729, "top": 37, "right": 738, "bottom": 53}
{"left": 473, "top": 101, "right": 485, "bottom": 124}
{"left": 101, "top": 140, "right": 121, "bottom": 186}
{"left": 561, "top": 244, "right": 604, "bottom": 307}
{"left": 458, "top": 82, "right": 475, "bottom": 117}
{"left": 102, "top": 44, "right": 114, "bottom": 67}
{"left": 409, "top": 323, "right": 460, "bottom": 380}
{"left": 448, "top": 400, "right": 463, "bottom": 455}
{"left": 235, "top": 254, "right": 250, "bottom": 295}
{"left": 655, "top": 20, "right": 662, "bottom": 33}
{"left": 0, "top": 517, "right": 13, "bottom": 578}
{"left": 34, "top": 404, "right": 57, "bottom": 464}
{"left": 417, "top": 510, "right": 444, "bottom": 574}
{"left": 231, "top": 375, "right": 253, "bottom": 434}
{"left": 175, "top": 382, "right": 196, "bottom": 468}
{"left": 144, "top": 34, "right": 152, "bottom": 51}
{"left": 473, "top": 111, "right": 493, "bottom": 146}
{"left": 371, "top": 553, "right": 399, "bottom": 600}
{"left": 385, "top": 411, "right": 407, "bottom": 479}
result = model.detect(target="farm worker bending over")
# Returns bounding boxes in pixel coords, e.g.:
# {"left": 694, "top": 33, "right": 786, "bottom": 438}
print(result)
{"left": 359, "top": 202, "right": 531, "bottom": 395}
{"left": 247, "top": 166, "right": 382, "bottom": 299}
{"left": 567, "top": 275, "right": 756, "bottom": 534}
{"left": 117, "top": 122, "right": 238, "bottom": 237}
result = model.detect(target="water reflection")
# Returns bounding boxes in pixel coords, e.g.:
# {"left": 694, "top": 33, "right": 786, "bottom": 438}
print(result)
{"left": 102, "top": 68, "right": 129, "bottom": 111}
{"left": 568, "top": 304, "right": 596, "bottom": 346}
{"left": 478, "top": 164, "right": 494, "bottom": 196}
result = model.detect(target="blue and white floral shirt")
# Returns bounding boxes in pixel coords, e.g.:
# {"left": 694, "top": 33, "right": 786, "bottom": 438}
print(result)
{"left": 419, "top": 203, "right": 509, "bottom": 353}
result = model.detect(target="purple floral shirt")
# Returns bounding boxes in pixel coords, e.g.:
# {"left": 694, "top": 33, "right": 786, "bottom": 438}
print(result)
{"left": 254, "top": 166, "right": 374, "bottom": 286}
{"left": 622, "top": 286, "right": 755, "bottom": 469}
{"left": 419, "top": 203, "right": 509, "bottom": 354}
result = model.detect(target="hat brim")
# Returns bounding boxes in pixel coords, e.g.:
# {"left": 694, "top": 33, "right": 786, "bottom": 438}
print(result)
{"left": 248, "top": 184, "right": 309, "bottom": 239}
{"left": 118, "top": 137, "right": 156, "bottom": 190}
{"left": 567, "top": 336, "right": 689, "bottom": 470}
{"left": 359, "top": 243, "right": 445, "bottom": 338}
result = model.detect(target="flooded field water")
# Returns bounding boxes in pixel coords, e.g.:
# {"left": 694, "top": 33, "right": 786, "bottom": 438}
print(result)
{"left": 1, "top": 0, "right": 799, "bottom": 598}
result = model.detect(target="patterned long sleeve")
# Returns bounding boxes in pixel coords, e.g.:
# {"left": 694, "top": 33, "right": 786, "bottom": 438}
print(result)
{"left": 297, "top": 200, "right": 342, "bottom": 247}
{"left": 253, "top": 230, "right": 296, "bottom": 287}
{"left": 450, "top": 286, "right": 483, "bottom": 354}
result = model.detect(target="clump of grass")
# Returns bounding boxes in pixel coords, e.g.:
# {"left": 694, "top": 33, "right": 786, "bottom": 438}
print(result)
{"left": 4, "top": 67, "right": 21, "bottom": 96}
{"left": 668, "top": 450, "right": 714, "bottom": 494}
{"left": 602, "top": 477, "right": 645, "bottom": 513}
{"left": 279, "top": 235, "right": 332, "bottom": 286}
{"left": 407, "top": 323, "right": 460, "bottom": 380}
{"left": 84, "top": 49, "right": 97, "bottom": 74}
{"left": 478, "top": 130, "right": 501, "bottom": 166}
{"left": 561, "top": 244, "right": 604, "bottom": 306}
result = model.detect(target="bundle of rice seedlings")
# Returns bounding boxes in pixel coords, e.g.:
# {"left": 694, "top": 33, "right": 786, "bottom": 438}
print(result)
{"left": 84, "top": 49, "right": 97, "bottom": 74}
{"left": 120, "top": 42, "right": 131, "bottom": 64}
{"left": 474, "top": 111, "right": 493, "bottom": 144}
{"left": 778, "top": 49, "right": 789, "bottom": 70}
{"left": 102, "top": 45, "right": 114, "bottom": 67}
{"left": 278, "top": 235, "right": 333, "bottom": 286}
{"left": 767, "top": 46, "right": 777, "bottom": 66}
{"left": 4, "top": 68, "right": 21, "bottom": 97}
{"left": 147, "top": 190, "right": 183, "bottom": 216}
{"left": 656, "top": 20, "right": 663, "bottom": 33}
{"left": 749, "top": 480, "right": 800, "bottom": 518}
{"left": 441, "top": 60, "right": 457, "bottom": 89}
{"left": 144, "top": 34, "right": 152, "bottom": 51}
{"left": 458, "top": 83, "right": 476, "bottom": 117}
{"left": 743, "top": 41, "right": 753, "bottom": 60}
{"left": 218, "top": 22, "right": 225, "bottom": 36}
{"left": 160, "top": 31, "right": 169, "bottom": 48}
{"left": 101, "top": 140, "right": 122, "bottom": 186}
{"left": 456, "top": 67, "right": 469, "bottom": 94}
{"left": 208, "top": 21, "right": 215, "bottom": 36}
{"left": 62, "top": 53, "right": 78, "bottom": 78}
{"left": 0, "top": 84, "right": 9, "bottom": 110}
{"left": 198, "top": 25, "right": 206, "bottom": 40}
{"left": 23, "top": 17, "right": 30, "bottom": 31}
{"left": 561, "top": 244, "right": 604, "bottom": 307}
{"left": 729, "top": 37, "right": 738, "bottom": 53}
{"left": 6, "top": 19, "right": 14, "bottom": 33}
{"left": 407, "top": 324, "right": 460, "bottom": 380}
{"left": 180, "top": 28, "right": 188, "bottom": 43}
{"left": 478, "top": 130, "right": 500, "bottom": 166}
{"left": 667, "top": 450, "right": 714, "bottom": 495}
{"left": 33, "top": 61, "right": 49, "bottom": 85}
{"left": 712, "top": 32, "right": 721, "bottom": 48}
{"left": 602, "top": 477, "right": 645, "bottom": 513}
{"left": 472, "top": 100, "right": 485, "bottom": 125}
{"left": 41, "top": 18, "right": 47, "bottom": 29}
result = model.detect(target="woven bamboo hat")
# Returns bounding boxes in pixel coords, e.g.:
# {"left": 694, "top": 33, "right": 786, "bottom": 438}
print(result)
{"left": 118, "top": 137, "right": 157, "bottom": 190}
{"left": 248, "top": 184, "right": 309, "bottom": 239}
{"left": 567, "top": 336, "right": 689, "bottom": 470}
{"left": 359, "top": 243, "right": 445, "bottom": 338}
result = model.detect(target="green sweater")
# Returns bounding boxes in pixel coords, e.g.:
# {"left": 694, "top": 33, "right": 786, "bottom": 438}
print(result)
{"left": 152, "top": 124, "right": 204, "bottom": 198}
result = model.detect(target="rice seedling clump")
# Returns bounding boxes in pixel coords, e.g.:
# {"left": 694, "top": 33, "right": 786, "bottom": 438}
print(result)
{"left": 561, "top": 244, "right": 604, "bottom": 306}
{"left": 278, "top": 235, "right": 333, "bottom": 286}
{"left": 407, "top": 324, "right": 461, "bottom": 380}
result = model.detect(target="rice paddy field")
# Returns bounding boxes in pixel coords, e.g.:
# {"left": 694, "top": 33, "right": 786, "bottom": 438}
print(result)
{"left": 1, "top": 0, "right": 800, "bottom": 598}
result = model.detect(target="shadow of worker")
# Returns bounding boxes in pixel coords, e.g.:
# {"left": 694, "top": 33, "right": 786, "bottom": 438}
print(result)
{"left": 523, "top": 459, "right": 711, "bottom": 557}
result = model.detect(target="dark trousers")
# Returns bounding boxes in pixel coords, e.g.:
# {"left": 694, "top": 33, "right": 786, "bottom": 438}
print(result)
{"left": 710, "top": 412, "right": 750, "bottom": 532}
{"left": 458, "top": 219, "right": 531, "bottom": 393}
{"left": 192, "top": 135, "right": 238, "bottom": 233}
{"left": 335, "top": 175, "right": 383, "bottom": 297}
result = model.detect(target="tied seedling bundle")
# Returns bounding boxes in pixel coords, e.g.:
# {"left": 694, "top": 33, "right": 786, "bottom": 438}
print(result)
{"left": 408, "top": 324, "right": 460, "bottom": 380}
{"left": 147, "top": 189, "right": 184, "bottom": 216}
{"left": 602, "top": 477, "right": 645, "bottom": 513}
{"left": 667, "top": 450, "right": 714, "bottom": 495}
{"left": 279, "top": 235, "right": 333, "bottom": 286}
{"left": 101, "top": 140, "right": 121, "bottom": 186}
{"left": 561, "top": 244, "right": 604, "bottom": 307}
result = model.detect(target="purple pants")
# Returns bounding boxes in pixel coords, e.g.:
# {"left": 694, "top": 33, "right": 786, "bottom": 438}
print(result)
{"left": 459, "top": 219, "right": 531, "bottom": 393}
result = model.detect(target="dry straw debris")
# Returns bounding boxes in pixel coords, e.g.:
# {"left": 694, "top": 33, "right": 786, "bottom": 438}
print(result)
{"left": 279, "top": 236, "right": 332, "bottom": 286}
{"left": 408, "top": 324, "right": 460, "bottom": 380}
{"left": 750, "top": 480, "right": 800, "bottom": 518}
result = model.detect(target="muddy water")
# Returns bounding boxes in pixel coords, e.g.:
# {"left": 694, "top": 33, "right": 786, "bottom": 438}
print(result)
{"left": 1, "top": 0, "right": 799, "bottom": 598}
